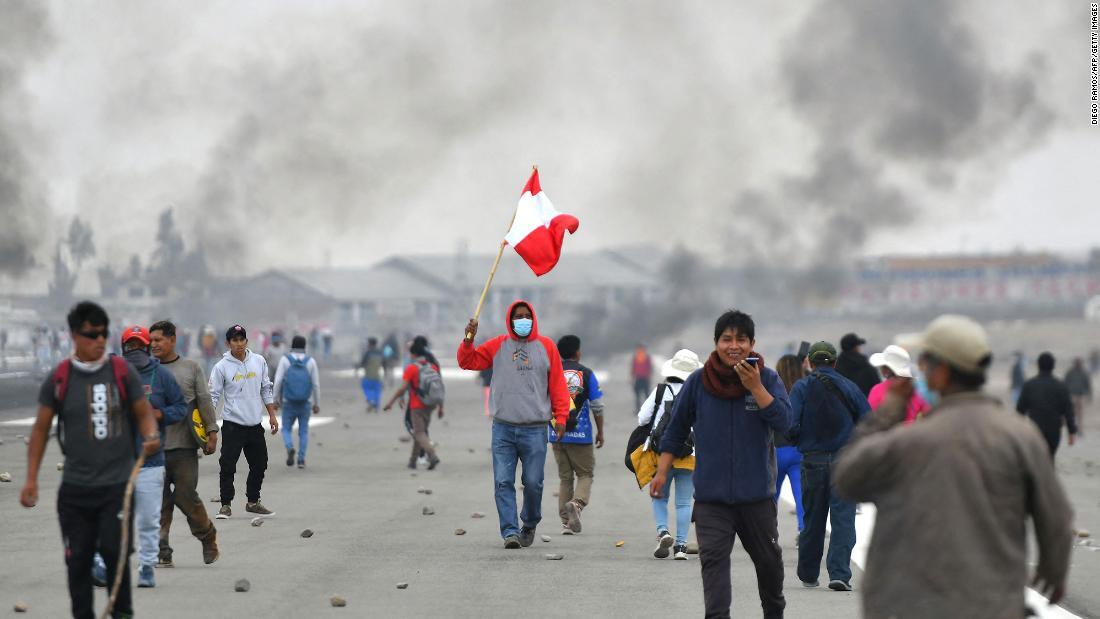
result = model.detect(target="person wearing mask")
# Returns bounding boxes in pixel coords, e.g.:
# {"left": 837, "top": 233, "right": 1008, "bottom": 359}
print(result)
{"left": 20, "top": 302, "right": 160, "bottom": 618}
{"left": 149, "top": 320, "right": 220, "bottom": 569}
{"left": 1064, "top": 358, "right": 1091, "bottom": 436}
{"left": 1017, "top": 352, "right": 1078, "bottom": 458}
{"left": 651, "top": 310, "right": 792, "bottom": 618}
{"left": 834, "top": 315, "right": 1073, "bottom": 617}
{"left": 867, "top": 345, "right": 929, "bottom": 425}
{"left": 637, "top": 348, "right": 702, "bottom": 559}
{"left": 773, "top": 354, "right": 806, "bottom": 536}
{"left": 273, "top": 335, "right": 321, "bottom": 469}
{"left": 835, "top": 333, "right": 880, "bottom": 397}
{"left": 209, "top": 325, "right": 279, "bottom": 519}
{"left": 384, "top": 336, "right": 443, "bottom": 470}
{"left": 458, "top": 301, "right": 570, "bottom": 549}
{"left": 788, "top": 341, "right": 871, "bottom": 592}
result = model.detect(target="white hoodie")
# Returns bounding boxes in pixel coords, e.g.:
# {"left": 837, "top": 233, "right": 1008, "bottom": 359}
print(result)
{"left": 209, "top": 349, "right": 274, "bottom": 426}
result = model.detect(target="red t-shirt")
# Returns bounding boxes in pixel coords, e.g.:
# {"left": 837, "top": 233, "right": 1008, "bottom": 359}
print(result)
{"left": 403, "top": 360, "right": 439, "bottom": 410}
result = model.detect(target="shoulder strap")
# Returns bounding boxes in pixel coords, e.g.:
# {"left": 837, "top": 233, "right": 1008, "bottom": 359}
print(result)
{"left": 647, "top": 383, "right": 668, "bottom": 431}
{"left": 53, "top": 359, "right": 73, "bottom": 403}
{"left": 812, "top": 371, "right": 859, "bottom": 424}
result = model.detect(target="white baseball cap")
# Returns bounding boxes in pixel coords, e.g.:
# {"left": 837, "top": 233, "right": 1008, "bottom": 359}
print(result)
{"left": 869, "top": 345, "right": 913, "bottom": 378}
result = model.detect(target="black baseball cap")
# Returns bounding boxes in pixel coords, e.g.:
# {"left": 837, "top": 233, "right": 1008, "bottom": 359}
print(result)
{"left": 226, "top": 324, "right": 247, "bottom": 341}
{"left": 840, "top": 333, "right": 865, "bottom": 351}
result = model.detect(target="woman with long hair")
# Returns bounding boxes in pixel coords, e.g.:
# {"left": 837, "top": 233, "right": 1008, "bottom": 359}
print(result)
{"left": 774, "top": 354, "right": 805, "bottom": 533}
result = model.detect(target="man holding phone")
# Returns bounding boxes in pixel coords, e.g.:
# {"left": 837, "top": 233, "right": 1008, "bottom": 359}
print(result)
{"left": 651, "top": 310, "right": 792, "bottom": 618}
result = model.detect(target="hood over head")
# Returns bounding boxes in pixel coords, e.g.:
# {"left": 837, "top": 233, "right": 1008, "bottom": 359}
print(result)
{"left": 505, "top": 300, "right": 540, "bottom": 340}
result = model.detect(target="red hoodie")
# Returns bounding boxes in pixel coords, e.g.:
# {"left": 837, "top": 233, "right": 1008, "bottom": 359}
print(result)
{"left": 457, "top": 300, "right": 570, "bottom": 426}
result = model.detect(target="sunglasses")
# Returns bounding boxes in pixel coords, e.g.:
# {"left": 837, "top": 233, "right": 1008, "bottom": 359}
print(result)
{"left": 75, "top": 328, "right": 109, "bottom": 340}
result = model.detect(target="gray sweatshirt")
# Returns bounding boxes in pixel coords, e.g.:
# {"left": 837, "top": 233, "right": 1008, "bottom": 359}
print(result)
{"left": 161, "top": 355, "right": 218, "bottom": 450}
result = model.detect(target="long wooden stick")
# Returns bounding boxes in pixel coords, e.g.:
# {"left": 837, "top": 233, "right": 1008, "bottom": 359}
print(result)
{"left": 466, "top": 165, "right": 534, "bottom": 338}
{"left": 101, "top": 452, "right": 145, "bottom": 619}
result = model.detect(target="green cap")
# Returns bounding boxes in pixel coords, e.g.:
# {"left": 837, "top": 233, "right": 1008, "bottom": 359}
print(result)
{"left": 807, "top": 341, "right": 837, "bottom": 364}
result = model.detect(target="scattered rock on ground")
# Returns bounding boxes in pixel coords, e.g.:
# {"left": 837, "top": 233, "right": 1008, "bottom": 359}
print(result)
{"left": 467, "top": 448, "right": 476, "bottom": 454}
{"left": 251, "top": 518, "right": 264, "bottom": 527}
{"left": 471, "top": 512, "right": 485, "bottom": 519}
{"left": 301, "top": 529, "right": 314, "bottom": 538}
{"left": 615, "top": 540, "right": 625, "bottom": 547}
{"left": 454, "top": 528, "right": 466, "bottom": 536}
{"left": 210, "top": 496, "right": 221, "bottom": 503}
{"left": 0, "top": 472, "right": 12, "bottom": 483}
{"left": 330, "top": 596, "right": 347, "bottom": 607}
{"left": 57, "top": 462, "right": 64, "bottom": 471}
{"left": 396, "top": 583, "right": 409, "bottom": 590}
{"left": 1078, "top": 529, "right": 1091, "bottom": 538}
{"left": 14, "top": 601, "right": 28, "bottom": 613}
{"left": 234, "top": 579, "right": 251, "bottom": 592}
{"left": 545, "top": 554, "right": 564, "bottom": 560}
{"left": 686, "top": 542, "right": 699, "bottom": 554}
{"left": 541, "top": 535, "right": 551, "bottom": 543}
{"left": 422, "top": 506, "right": 435, "bottom": 516}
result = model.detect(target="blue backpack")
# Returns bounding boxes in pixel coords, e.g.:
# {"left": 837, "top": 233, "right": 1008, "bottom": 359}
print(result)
{"left": 283, "top": 355, "right": 313, "bottom": 403}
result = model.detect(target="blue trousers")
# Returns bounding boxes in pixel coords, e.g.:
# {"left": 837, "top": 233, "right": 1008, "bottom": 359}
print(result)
{"left": 491, "top": 422, "right": 547, "bottom": 539}
{"left": 361, "top": 378, "right": 382, "bottom": 408}
{"left": 651, "top": 467, "right": 694, "bottom": 544}
{"left": 774, "top": 446, "right": 804, "bottom": 531}
{"left": 797, "top": 452, "right": 856, "bottom": 584}
{"left": 281, "top": 401, "right": 311, "bottom": 461}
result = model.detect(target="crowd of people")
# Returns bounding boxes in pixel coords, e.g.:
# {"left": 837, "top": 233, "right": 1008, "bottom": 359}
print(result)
{"left": 13, "top": 297, "right": 1093, "bottom": 618}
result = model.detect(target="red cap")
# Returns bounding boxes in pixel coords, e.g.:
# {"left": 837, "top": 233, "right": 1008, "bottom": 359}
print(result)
{"left": 121, "top": 325, "right": 151, "bottom": 347}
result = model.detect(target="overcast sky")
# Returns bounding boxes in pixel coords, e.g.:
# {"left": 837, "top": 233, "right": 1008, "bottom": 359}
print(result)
{"left": 1, "top": 0, "right": 1096, "bottom": 278}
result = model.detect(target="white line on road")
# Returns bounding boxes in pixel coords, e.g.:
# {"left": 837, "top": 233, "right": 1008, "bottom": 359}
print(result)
{"left": 2, "top": 416, "right": 337, "bottom": 429}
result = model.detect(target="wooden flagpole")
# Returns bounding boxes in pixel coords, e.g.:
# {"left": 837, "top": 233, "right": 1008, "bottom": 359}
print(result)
{"left": 466, "top": 165, "right": 534, "bottom": 339}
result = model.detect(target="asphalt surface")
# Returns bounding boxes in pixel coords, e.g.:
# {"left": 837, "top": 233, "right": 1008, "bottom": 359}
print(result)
{"left": 0, "top": 365, "right": 1095, "bottom": 618}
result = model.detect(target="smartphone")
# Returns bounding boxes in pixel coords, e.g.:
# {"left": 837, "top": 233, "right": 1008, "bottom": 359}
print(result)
{"left": 746, "top": 357, "right": 760, "bottom": 366}
{"left": 797, "top": 341, "right": 810, "bottom": 361}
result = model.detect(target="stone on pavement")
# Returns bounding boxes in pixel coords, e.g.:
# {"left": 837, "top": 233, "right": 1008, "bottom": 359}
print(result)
{"left": 330, "top": 596, "right": 347, "bottom": 607}
{"left": 422, "top": 506, "right": 435, "bottom": 515}
{"left": 545, "top": 554, "right": 564, "bottom": 560}
{"left": 235, "top": 579, "right": 251, "bottom": 592}
{"left": 0, "top": 472, "right": 11, "bottom": 482}
{"left": 541, "top": 535, "right": 551, "bottom": 543}
{"left": 396, "top": 583, "right": 409, "bottom": 590}
{"left": 470, "top": 512, "right": 485, "bottom": 518}
{"left": 454, "top": 528, "right": 466, "bottom": 535}
{"left": 300, "top": 529, "right": 314, "bottom": 538}
{"left": 251, "top": 518, "right": 264, "bottom": 527}
{"left": 14, "top": 601, "right": 28, "bottom": 613}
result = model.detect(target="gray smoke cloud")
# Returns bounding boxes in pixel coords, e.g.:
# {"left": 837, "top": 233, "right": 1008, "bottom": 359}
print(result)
{"left": 0, "top": 1, "right": 53, "bottom": 275}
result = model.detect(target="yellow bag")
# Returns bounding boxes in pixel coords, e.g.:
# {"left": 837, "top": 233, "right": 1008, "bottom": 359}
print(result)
{"left": 630, "top": 447, "right": 695, "bottom": 489}
{"left": 190, "top": 407, "right": 207, "bottom": 446}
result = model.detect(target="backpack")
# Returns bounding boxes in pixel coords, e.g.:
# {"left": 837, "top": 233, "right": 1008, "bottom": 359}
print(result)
{"left": 649, "top": 383, "right": 694, "bottom": 458}
{"left": 414, "top": 358, "right": 445, "bottom": 407}
{"left": 52, "top": 355, "right": 133, "bottom": 455}
{"left": 282, "top": 355, "right": 314, "bottom": 403}
{"left": 625, "top": 383, "right": 667, "bottom": 473}
{"left": 562, "top": 360, "right": 592, "bottom": 432}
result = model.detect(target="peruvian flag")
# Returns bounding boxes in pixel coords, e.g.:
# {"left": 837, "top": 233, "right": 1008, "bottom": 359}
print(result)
{"left": 504, "top": 169, "right": 579, "bottom": 276}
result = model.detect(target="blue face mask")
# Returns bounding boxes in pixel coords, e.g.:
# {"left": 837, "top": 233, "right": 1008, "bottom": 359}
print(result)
{"left": 512, "top": 318, "right": 533, "bottom": 337}
{"left": 913, "top": 371, "right": 939, "bottom": 408}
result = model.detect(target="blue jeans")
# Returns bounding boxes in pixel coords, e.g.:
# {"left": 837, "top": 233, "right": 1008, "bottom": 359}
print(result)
{"left": 281, "top": 401, "right": 311, "bottom": 460}
{"left": 491, "top": 422, "right": 548, "bottom": 539}
{"left": 797, "top": 452, "right": 856, "bottom": 584}
{"left": 774, "top": 446, "right": 804, "bottom": 530}
{"left": 135, "top": 465, "right": 165, "bottom": 568}
{"left": 651, "top": 467, "right": 694, "bottom": 544}
{"left": 361, "top": 378, "right": 382, "bottom": 408}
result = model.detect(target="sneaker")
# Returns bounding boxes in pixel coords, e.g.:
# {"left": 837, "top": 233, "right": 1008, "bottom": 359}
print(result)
{"left": 673, "top": 544, "right": 688, "bottom": 560}
{"left": 297, "top": 460, "right": 305, "bottom": 469}
{"left": 518, "top": 526, "right": 536, "bottom": 548}
{"left": 92, "top": 554, "right": 107, "bottom": 587}
{"left": 561, "top": 523, "right": 574, "bottom": 536}
{"left": 828, "top": 579, "right": 853, "bottom": 592}
{"left": 653, "top": 530, "right": 674, "bottom": 559}
{"left": 215, "top": 505, "right": 231, "bottom": 520}
{"left": 428, "top": 456, "right": 441, "bottom": 470}
{"left": 137, "top": 564, "right": 156, "bottom": 588}
{"left": 201, "top": 535, "right": 220, "bottom": 565}
{"left": 155, "top": 556, "right": 174, "bottom": 569}
{"left": 801, "top": 580, "right": 820, "bottom": 588}
{"left": 286, "top": 448, "right": 295, "bottom": 467}
{"left": 245, "top": 501, "right": 275, "bottom": 517}
{"left": 564, "top": 500, "right": 582, "bottom": 533}
{"left": 503, "top": 535, "right": 522, "bottom": 549}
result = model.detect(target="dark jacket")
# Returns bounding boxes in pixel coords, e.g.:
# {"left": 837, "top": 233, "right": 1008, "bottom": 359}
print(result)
{"left": 1016, "top": 373, "right": 1077, "bottom": 450}
{"left": 1064, "top": 367, "right": 1092, "bottom": 397}
{"left": 660, "top": 367, "right": 791, "bottom": 505}
{"left": 835, "top": 350, "right": 880, "bottom": 396}
{"left": 789, "top": 366, "right": 871, "bottom": 454}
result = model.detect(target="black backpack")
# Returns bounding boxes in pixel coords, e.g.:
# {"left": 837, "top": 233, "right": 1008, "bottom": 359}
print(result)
{"left": 649, "top": 383, "right": 693, "bottom": 458}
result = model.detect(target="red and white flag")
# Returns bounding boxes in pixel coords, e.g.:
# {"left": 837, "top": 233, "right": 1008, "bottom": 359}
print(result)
{"left": 504, "top": 169, "right": 579, "bottom": 277}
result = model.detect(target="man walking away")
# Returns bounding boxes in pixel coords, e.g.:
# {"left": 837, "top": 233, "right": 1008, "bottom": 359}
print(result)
{"left": 383, "top": 336, "right": 443, "bottom": 470}
{"left": 1064, "top": 358, "right": 1091, "bottom": 436}
{"left": 359, "top": 337, "right": 384, "bottom": 413}
{"left": 273, "top": 335, "right": 321, "bottom": 469}
{"left": 150, "top": 320, "right": 220, "bottom": 569}
{"left": 835, "top": 333, "right": 879, "bottom": 397}
{"left": 788, "top": 341, "right": 870, "bottom": 592}
{"left": 20, "top": 301, "right": 161, "bottom": 619}
{"left": 548, "top": 335, "right": 605, "bottom": 535}
{"left": 834, "top": 315, "right": 1074, "bottom": 618}
{"left": 1017, "top": 352, "right": 1078, "bottom": 458}
{"left": 631, "top": 344, "right": 653, "bottom": 411}
{"left": 210, "top": 325, "right": 279, "bottom": 519}
{"left": 459, "top": 301, "right": 570, "bottom": 549}
{"left": 652, "top": 310, "right": 791, "bottom": 618}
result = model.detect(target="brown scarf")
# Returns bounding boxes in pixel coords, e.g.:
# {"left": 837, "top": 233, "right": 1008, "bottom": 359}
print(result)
{"left": 702, "top": 350, "right": 765, "bottom": 399}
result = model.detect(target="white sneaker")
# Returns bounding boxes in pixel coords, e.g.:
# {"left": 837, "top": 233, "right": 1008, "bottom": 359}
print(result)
{"left": 653, "top": 531, "right": 674, "bottom": 559}
{"left": 673, "top": 544, "right": 688, "bottom": 560}
{"left": 561, "top": 524, "right": 574, "bottom": 536}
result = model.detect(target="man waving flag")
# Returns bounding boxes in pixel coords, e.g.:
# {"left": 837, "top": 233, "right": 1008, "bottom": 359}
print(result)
{"left": 504, "top": 169, "right": 579, "bottom": 276}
